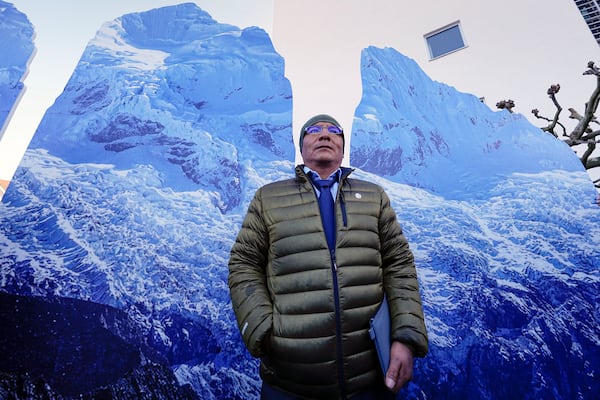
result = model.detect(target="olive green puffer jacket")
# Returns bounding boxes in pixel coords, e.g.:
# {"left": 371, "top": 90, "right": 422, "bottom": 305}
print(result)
{"left": 228, "top": 165, "right": 428, "bottom": 399}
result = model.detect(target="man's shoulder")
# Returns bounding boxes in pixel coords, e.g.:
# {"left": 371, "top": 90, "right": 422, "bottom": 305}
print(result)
{"left": 256, "top": 177, "right": 300, "bottom": 197}
{"left": 261, "top": 177, "right": 298, "bottom": 189}
{"left": 344, "top": 176, "right": 383, "bottom": 192}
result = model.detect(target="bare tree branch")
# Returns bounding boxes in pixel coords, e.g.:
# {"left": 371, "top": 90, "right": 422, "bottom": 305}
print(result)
{"left": 587, "top": 156, "right": 600, "bottom": 169}
{"left": 532, "top": 108, "right": 567, "bottom": 137}
{"left": 581, "top": 130, "right": 600, "bottom": 141}
{"left": 498, "top": 61, "right": 600, "bottom": 188}
{"left": 581, "top": 140, "right": 596, "bottom": 166}
{"left": 496, "top": 99, "right": 515, "bottom": 113}
{"left": 571, "top": 62, "right": 600, "bottom": 142}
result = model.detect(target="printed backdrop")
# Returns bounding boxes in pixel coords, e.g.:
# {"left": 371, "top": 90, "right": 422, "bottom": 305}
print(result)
{"left": 1, "top": 3, "right": 599, "bottom": 400}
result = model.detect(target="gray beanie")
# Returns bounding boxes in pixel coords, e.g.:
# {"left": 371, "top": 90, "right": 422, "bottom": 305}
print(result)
{"left": 299, "top": 114, "right": 344, "bottom": 153}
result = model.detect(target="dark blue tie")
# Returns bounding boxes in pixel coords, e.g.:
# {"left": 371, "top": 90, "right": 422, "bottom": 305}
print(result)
{"left": 313, "top": 178, "right": 336, "bottom": 250}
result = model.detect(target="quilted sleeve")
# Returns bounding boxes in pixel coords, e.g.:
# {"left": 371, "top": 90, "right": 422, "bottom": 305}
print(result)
{"left": 379, "top": 188, "right": 429, "bottom": 357}
{"left": 228, "top": 189, "right": 273, "bottom": 357}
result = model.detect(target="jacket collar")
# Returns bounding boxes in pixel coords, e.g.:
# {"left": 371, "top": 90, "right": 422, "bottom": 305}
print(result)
{"left": 295, "top": 165, "right": 354, "bottom": 183}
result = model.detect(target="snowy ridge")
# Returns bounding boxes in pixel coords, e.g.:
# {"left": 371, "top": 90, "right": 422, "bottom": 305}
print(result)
{"left": 351, "top": 46, "right": 584, "bottom": 199}
{"left": 0, "top": 1, "right": 34, "bottom": 132}
{"left": 31, "top": 3, "right": 293, "bottom": 211}
{"left": 91, "top": 20, "right": 170, "bottom": 71}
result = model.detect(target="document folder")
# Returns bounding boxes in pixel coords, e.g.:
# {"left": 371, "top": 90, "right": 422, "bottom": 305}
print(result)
{"left": 368, "top": 295, "right": 391, "bottom": 374}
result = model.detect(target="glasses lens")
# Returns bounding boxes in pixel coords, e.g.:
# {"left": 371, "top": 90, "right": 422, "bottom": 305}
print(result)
{"left": 305, "top": 125, "right": 343, "bottom": 134}
{"left": 305, "top": 125, "right": 322, "bottom": 134}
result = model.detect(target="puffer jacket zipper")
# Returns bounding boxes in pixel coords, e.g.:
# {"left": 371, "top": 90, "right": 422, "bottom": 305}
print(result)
{"left": 330, "top": 250, "right": 346, "bottom": 399}
{"left": 333, "top": 177, "right": 348, "bottom": 399}
{"left": 339, "top": 189, "right": 348, "bottom": 228}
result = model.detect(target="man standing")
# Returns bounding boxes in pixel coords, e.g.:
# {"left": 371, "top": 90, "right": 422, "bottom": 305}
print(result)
{"left": 228, "top": 114, "right": 428, "bottom": 399}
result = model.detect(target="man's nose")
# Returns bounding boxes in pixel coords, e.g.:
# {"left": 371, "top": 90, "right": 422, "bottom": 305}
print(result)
{"left": 317, "top": 131, "right": 331, "bottom": 139}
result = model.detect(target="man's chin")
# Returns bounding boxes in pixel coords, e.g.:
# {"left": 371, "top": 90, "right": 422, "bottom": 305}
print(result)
{"left": 315, "top": 146, "right": 334, "bottom": 151}
{"left": 312, "top": 158, "right": 340, "bottom": 166}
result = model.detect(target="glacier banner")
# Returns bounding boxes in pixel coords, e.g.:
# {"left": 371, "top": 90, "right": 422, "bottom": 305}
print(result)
{"left": 1, "top": 3, "right": 599, "bottom": 400}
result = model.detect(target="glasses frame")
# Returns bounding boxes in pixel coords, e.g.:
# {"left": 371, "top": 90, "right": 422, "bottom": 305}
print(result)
{"left": 304, "top": 125, "right": 344, "bottom": 135}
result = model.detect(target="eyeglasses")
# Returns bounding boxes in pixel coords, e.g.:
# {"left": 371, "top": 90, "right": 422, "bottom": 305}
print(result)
{"left": 304, "top": 125, "right": 343, "bottom": 135}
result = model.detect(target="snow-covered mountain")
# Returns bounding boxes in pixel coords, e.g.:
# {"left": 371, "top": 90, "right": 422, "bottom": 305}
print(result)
{"left": 30, "top": 2, "right": 293, "bottom": 211}
{"left": 351, "top": 46, "right": 584, "bottom": 199}
{"left": 1, "top": 3, "right": 599, "bottom": 399}
{"left": 0, "top": 0, "right": 34, "bottom": 133}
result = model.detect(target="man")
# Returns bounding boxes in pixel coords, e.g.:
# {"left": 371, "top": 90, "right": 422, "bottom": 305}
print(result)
{"left": 228, "top": 114, "right": 428, "bottom": 399}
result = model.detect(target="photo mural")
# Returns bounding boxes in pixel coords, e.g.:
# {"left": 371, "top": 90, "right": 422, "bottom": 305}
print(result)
{"left": 1, "top": 2, "right": 599, "bottom": 399}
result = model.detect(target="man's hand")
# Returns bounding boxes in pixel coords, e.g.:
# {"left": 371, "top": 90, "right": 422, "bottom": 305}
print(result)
{"left": 385, "top": 341, "right": 414, "bottom": 394}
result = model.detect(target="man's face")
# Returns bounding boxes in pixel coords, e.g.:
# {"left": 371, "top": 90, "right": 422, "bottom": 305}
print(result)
{"left": 301, "top": 122, "right": 344, "bottom": 168}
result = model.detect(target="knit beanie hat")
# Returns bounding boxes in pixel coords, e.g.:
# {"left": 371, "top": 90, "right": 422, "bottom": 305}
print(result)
{"left": 299, "top": 114, "right": 344, "bottom": 153}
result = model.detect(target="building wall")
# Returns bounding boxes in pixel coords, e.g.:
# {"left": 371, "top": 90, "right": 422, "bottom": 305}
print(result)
{"left": 273, "top": 0, "right": 600, "bottom": 166}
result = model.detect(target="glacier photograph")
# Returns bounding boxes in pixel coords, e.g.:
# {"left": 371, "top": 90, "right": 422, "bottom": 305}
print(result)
{"left": 1, "top": 2, "right": 599, "bottom": 399}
